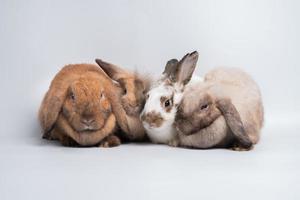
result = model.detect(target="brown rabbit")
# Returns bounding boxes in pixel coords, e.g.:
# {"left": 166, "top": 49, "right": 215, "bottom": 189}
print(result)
{"left": 174, "top": 67, "right": 264, "bottom": 151}
{"left": 95, "top": 59, "right": 151, "bottom": 141}
{"left": 38, "top": 64, "right": 120, "bottom": 147}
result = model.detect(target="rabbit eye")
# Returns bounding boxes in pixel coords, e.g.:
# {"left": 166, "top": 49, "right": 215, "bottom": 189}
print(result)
{"left": 200, "top": 104, "right": 208, "bottom": 110}
{"left": 146, "top": 94, "right": 149, "bottom": 99}
{"left": 165, "top": 100, "right": 171, "bottom": 107}
{"left": 100, "top": 93, "right": 105, "bottom": 99}
{"left": 70, "top": 93, "right": 75, "bottom": 101}
{"left": 123, "top": 88, "right": 127, "bottom": 94}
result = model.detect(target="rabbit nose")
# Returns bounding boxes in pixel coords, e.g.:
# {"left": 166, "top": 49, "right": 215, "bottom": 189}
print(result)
{"left": 133, "top": 104, "right": 140, "bottom": 111}
{"left": 124, "top": 94, "right": 137, "bottom": 105}
{"left": 81, "top": 115, "right": 95, "bottom": 126}
{"left": 130, "top": 103, "right": 138, "bottom": 108}
{"left": 141, "top": 111, "right": 164, "bottom": 128}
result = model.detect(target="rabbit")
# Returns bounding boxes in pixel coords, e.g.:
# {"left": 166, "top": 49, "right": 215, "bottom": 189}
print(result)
{"left": 140, "top": 51, "right": 203, "bottom": 144}
{"left": 95, "top": 59, "right": 152, "bottom": 141}
{"left": 174, "top": 67, "right": 264, "bottom": 150}
{"left": 38, "top": 64, "right": 121, "bottom": 147}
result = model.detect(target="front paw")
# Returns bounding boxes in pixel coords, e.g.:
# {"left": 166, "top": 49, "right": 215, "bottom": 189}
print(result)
{"left": 168, "top": 139, "right": 179, "bottom": 147}
{"left": 42, "top": 131, "right": 56, "bottom": 140}
{"left": 60, "top": 136, "right": 78, "bottom": 147}
{"left": 230, "top": 143, "right": 253, "bottom": 151}
{"left": 99, "top": 135, "right": 121, "bottom": 148}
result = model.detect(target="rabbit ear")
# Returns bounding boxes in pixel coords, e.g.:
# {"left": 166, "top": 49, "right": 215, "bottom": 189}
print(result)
{"left": 95, "top": 59, "right": 128, "bottom": 81}
{"left": 104, "top": 85, "right": 130, "bottom": 134}
{"left": 172, "top": 51, "right": 199, "bottom": 85}
{"left": 216, "top": 98, "right": 253, "bottom": 148}
{"left": 39, "top": 84, "right": 68, "bottom": 135}
{"left": 163, "top": 59, "right": 179, "bottom": 79}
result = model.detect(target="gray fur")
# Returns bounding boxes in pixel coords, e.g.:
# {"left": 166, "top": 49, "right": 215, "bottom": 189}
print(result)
{"left": 174, "top": 67, "right": 264, "bottom": 150}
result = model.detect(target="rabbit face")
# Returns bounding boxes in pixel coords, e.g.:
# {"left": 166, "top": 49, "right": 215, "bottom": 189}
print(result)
{"left": 175, "top": 93, "right": 221, "bottom": 136}
{"left": 62, "top": 76, "right": 112, "bottom": 133}
{"left": 95, "top": 59, "right": 149, "bottom": 117}
{"left": 141, "top": 80, "right": 182, "bottom": 129}
{"left": 119, "top": 78, "right": 147, "bottom": 116}
{"left": 140, "top": 51, "right": 199, "bottom": 143}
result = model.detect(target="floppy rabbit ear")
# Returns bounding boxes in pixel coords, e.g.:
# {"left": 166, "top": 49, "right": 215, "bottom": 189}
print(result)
{"left": 104, "top": 85, "right": 130, "bottom": 134}
{"left": 216, "top": 98, "right": 253, "bottom": 148}
{"left": 172, "top": 51, "right": 198, "bottom": 85}
{"left": 95, "top": 59, "right": 128, "bottom": 81}
{"left": 39, "top": 84, "right": 68, "bottom": 135}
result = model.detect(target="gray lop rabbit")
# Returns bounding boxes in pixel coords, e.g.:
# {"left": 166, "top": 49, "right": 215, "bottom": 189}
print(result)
{"left": 174, "top": 67, "right": 264, "bottom": 151}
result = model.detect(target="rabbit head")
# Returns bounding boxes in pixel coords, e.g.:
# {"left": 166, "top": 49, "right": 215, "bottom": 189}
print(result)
{"left": 95, "top": 59, "right": 152, "bottom": 140}
{"left": 62, "top": 73, "right": 112, "bottom": 133}
{"left": 174, "top": 83, "right": 253, "bottom": 149}
{"left": 140, "top": 51, "right": 199, "bottom": 143}
{"left": 39, "top": 64, "right": 118, "bottom": 146}
{"left": 95, "top": 59, "right": 149, "bottom": 117}
{"left": 175, "top": 88, "right": 222, "bottom": 136}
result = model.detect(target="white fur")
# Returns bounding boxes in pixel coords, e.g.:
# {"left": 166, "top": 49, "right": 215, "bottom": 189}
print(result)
{"left": 142, "top": 120, "right": 176, "bottom": 143}
{"left": 141, "top": 75, "right": 203, "bottom": 144}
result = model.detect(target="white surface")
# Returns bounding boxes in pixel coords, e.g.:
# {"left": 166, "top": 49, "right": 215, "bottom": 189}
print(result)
{"left": 1, "top": 0, "right": 300, "bottom": 199}
{"left": 1, "top": 121, "right": 299, "bottom": 200}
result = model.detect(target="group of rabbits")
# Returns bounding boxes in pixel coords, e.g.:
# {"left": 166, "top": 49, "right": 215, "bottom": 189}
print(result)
{"left": 39, "top": 51, "right": 264, "bottom": 151}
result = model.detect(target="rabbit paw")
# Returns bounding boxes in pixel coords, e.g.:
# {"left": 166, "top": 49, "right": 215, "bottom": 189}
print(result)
{"left": 99, "top": 135, "right": 121, "bottom": 148}
{"left": 60, "top": 136, "right": 78, "bottom": 147}
{"left": 42, "top": 131, "right": 56, "bottom": 140}
{"left": 168, "top": 139, "right": 179, "bottom": 147}
{"left": 230, "top": 143, "right": 253, "bottom": 151}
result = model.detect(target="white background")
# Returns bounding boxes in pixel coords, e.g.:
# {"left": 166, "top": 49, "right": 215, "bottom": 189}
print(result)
{"left": 0, "top": 0, "right": 299, "bottom": 199}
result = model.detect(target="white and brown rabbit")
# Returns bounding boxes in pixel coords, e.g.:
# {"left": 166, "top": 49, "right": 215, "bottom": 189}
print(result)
{"left": 95, "top": 59, "right": 151, "bottom": 141}
{"left": 39, "top": 64, "right": 121, "bottom": 147}
{"left": 174, "top": 67, "right": 264, "bottom": 150}
{"left": 140, "top": 51, "right": 203, "bottom": 144}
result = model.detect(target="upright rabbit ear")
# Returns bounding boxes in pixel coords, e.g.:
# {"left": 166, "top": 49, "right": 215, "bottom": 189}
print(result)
{"left": 216, "top": 98, "right": 253, "bottom": 148}
{"left": 163, "top": 59, "right": 178, "bottom": 79}
{"left": 95, "top": 59, "right": 128, "bottom": 81}
{"left": 38, "top": 83, "right": 68, "bottom": 136}
{"left": 171, "top": 51, "right": 199, "bottom": 85}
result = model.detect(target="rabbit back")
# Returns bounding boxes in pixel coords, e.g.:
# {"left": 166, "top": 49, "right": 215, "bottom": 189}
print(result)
{"left": 205, "top": 67, "right": 264, "bottom": 144}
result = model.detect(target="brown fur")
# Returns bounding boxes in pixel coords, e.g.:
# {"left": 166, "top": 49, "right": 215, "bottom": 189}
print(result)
{"left": 39, "top": 64, "right": 120, "bottom": 147}
{"left": 174, "top": 51, "right": 198, "bottom": 85}
{"left": 175, "top": 67, "right": 264, "bottom": 150}
{"left": 99, "top": 135, "right": 121, "bottom": 147}
{"left": 140, "top": 111, "right": 164, "bottom": 128}
{"left": 160, "top": 95, "right": 174, "bottom": 113}
{"left": 176, "top": 94, "right": 222, "bottom": 136}
{"left": 95, "top": 59, "right": 152, "bottom": 140}
{"left": 163, "top": 59, "right": 179, "bottom": 81}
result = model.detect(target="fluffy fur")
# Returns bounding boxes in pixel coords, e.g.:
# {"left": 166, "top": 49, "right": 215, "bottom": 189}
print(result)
{"left": 141, "top": 51, "right": 203, "bottom": 144}
{"left": 174, "top": 67, "right": 264, "bottom": 150}
{"left": 95, "top": 59, "right": 152, "bottom": 141}
{"left": 38, "top": 64, "right": 120, "bottom": 147}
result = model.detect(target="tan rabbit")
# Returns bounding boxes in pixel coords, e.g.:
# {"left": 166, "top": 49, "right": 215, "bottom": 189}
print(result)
{"left": 38, "top": 64, "right": 121, "bottom": 147}
{"left": 95, "top": 59, "right": 151, "bottom": 141}
{"left": 174, "top": 67, "right": 264, "bottom": 150}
